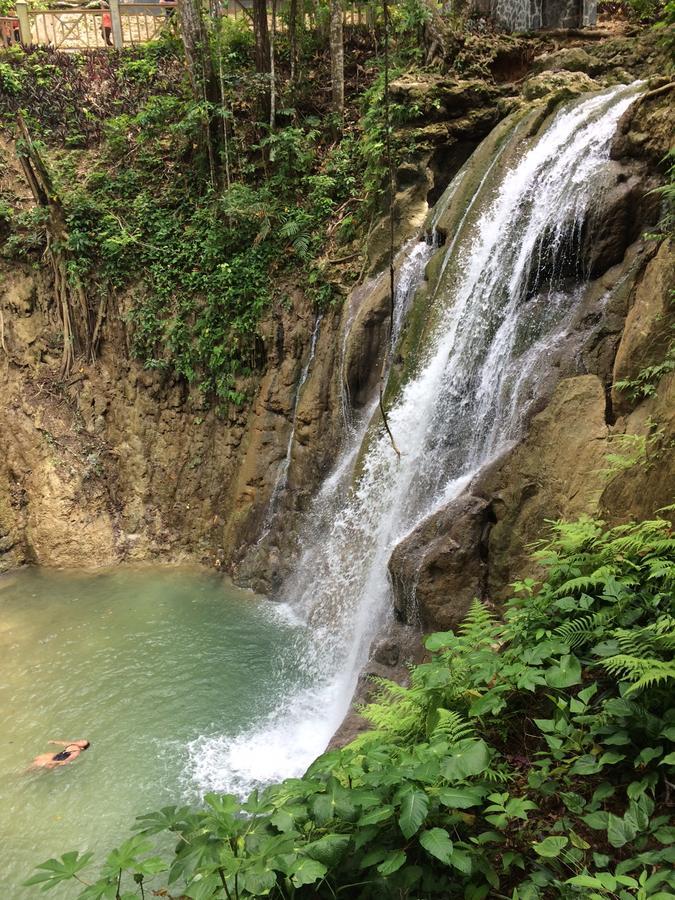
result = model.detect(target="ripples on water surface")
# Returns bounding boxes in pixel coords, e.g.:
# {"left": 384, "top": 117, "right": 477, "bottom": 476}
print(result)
{"left": 0, "top": 567, "right": 309, "bottom": 898}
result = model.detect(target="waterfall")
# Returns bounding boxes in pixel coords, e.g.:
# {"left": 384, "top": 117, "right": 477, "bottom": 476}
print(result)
{"left": 187, "top": 82, "right": 642, "bottom": 797}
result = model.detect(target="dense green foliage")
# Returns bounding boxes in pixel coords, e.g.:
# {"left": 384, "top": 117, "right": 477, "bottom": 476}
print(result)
{"left": 0, "top": 20, "right": 429, "bottom": 403}
{"left": 0, "top": 35, "right": 371, "bottom": 402}
{"left": 29, "top": 515, "right": 675, "bottom": 898}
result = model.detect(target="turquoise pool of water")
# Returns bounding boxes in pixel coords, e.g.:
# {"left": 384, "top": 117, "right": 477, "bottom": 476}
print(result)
{"left": 0, "top": 566, "right": 308, "bottom": 897}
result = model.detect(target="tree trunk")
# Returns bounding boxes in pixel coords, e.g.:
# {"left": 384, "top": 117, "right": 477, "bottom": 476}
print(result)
{"left": 270, "top": 0, "right": 276, "bottom": 128}
{"left": 289, "top": 0, "right": 298, "bottom": 82}
{"left": 329, "top": 0, "right": 344, "bottom": 118}
{"left": 16, "top": 114, "right": 95, "bottom": 376}
{"left": 252, "top": 0, "right": 270, "bottom": 75}
{"left": 178, "top": 0, "right": 220, "bottom": 182}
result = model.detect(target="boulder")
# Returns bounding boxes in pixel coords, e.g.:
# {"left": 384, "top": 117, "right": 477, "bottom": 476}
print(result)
{"left": 522, "top": 70, "right": 598, "bottom": 101}
{"left": 532, "top": 47, "right": 607, "bottom": 77}
{"left": 612, "top": 83, "right": 675, "bottom": 170}
{"left": 389, "top": 494, "right": 492, "bottom": 630}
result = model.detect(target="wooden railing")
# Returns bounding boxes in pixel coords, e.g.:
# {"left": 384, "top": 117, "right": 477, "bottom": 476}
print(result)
{"left": 13, "top": 0, "right": 176, "bottom": 49}
{"left": 119, "top": 3, "right": 175, "bottom": 47}
{"left": 0, "top": 14, "right": 21, "bottom": 46}
{"left": 9, "top": 0, "right": 376, "bottom": 51}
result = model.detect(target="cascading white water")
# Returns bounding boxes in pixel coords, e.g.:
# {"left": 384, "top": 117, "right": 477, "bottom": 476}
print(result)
{"left": 187, "top": 82, "right": 642, "bottom": 797}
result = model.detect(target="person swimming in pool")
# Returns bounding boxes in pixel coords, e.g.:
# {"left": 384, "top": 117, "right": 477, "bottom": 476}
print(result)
{"left": 29, "top": 740, "right": 90, "bottom": 770}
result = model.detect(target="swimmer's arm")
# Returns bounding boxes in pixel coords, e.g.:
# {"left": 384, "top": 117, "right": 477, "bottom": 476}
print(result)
{"left": 47, "top": 740, "right": 70, "bottom": 746}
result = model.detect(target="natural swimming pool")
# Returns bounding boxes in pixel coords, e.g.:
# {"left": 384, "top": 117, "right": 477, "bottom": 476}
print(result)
{"left": 0, "top": 566, "right": 311, "bottom": 897}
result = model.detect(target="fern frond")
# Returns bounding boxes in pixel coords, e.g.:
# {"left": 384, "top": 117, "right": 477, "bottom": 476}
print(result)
{"left": 430, "top": 709, "right": 474, "bottom": 745}
{"left": 646, "top": 559, "right": 675, "bottom": 583}
{"left": 458, "top": 600, "right": 499, "bottom": 648}
{"left": 611, "top": 618, "right": 675, "bottom": 657}
{"left": 552, "top": 567, "right": 618, "bottom": 597}
{"left": 628, "top": 664, "right": 675, "bottom": 694}
{"left": 600, "top": 654, "right": 675, "bottom": 694}
{"left": 555, "top": 609, "right": 615, "bottom": 649}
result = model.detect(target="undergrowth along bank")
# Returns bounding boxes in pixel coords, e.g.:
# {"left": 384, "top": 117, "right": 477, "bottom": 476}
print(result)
{"left": 29, "top": 514, "right": 675, "bottom": 898}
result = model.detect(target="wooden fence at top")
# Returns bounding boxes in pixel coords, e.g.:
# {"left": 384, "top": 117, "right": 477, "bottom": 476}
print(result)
{"left": 7, "top": 0, "right": 377, "bottom": 51}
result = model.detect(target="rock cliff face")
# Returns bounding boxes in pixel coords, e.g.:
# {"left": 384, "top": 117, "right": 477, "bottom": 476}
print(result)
{"left": 0, "top": 31, "right": 672, "bottom": 610}
{"left": 389, "top": 233, "right": 673, "bottom": 634}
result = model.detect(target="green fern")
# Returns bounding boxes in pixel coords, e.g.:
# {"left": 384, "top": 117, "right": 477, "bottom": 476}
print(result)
{"left": 555, "top": 609, "right": 615, "bottom": 649}
{"left": 612, "top": 617, "right": 675, "bottom": 657}
{"left": 429, "top": 709, "right": 474, "bottom": 745}
{"left": 552, "top": 566, "right": 619, "bottom": 597}
{"left": 458, "top": 600, "right": 499, "bottom": 649}
{"left": 600, "top": 654, "right": 675, "bottom": 694}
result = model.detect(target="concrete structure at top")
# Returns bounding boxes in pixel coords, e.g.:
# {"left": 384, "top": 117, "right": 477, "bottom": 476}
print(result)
{"left": 473, "top": 0, "right": 598, "bottom": 30}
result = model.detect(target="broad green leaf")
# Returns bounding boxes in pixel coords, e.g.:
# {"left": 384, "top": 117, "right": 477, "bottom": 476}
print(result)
{"left": 607, "top": 813, "right": 638, "bottom": 848}
{"left": 134, "top": 856, "right": 167, "bottom": 876}
{"left": 595, "top": 873, "right": 617, "bottom": 891}
{"left": 441, "top": 740, "right": 491, "bottom": 781}
{"left": 566, "top": 875, "right": 604, "bottom": 889}
{"left": 242, "top": 866, "right": 277, "bottom": 895}
{"left": 450, "top": 848, "right": 473, "bottom": 875}
{"left": 134, "top": 806, "right": 192, "bottom": 835}
{"left": 103, "top": 836, "right": 153, "bottom": 874}
{"left": 546, "top": 654, "right": 582, "bottom": 688}
{"left": 654, "top": 826, "right": 675, "bottom": 845}
{"left": 571, "top": 754, "right": 603, "bottom": 775}
{"left": 569, "top": 831, "right": 591, "bottom": 850}
{"left": 533, "top": 836, "right": 568, "bottom": 857}
{"left": 290, "top": 857, "right": 327, "bottom": 887}
{"left": 305, "top": 834, "right": 350, "bottom": 866}
{"left": 425, "top": 632, "right": 456, "bottom": 651}
{"left": 76, "top": 881, "right": 118, "bottom": 900}
{"left": 377, "top": 850, "right": 407, "bottom": 876}
{"left": 358, "top": 805, "right": 394, "bottom": 826}
{"left": 185, "top": 873, "right": 223, "bottom": 900}
{"left": 311, "top": 794, "right": 334, "bottom": 825}
{"left": 25, "top": 851, "right": 94, "bottom": 888}
{"left": 270, "top": 810, "right": 295, "bottom": 833}
{"left": 591, "top": 783, "right": 615, "bottom": 805}
{"left": 635, "top": 745, "right": 663, "bottom": 766}
{"left": 419, "top": 828, "right": 454, "bottom": 864}
{"left": 438, "top": 786, "right": 486, "bottom": 809}
{"left": 398, "top": 788, "right": 429, "bottom": 839}
{"left": 598, "top": 751, "right": 625, "bottom": 766}
{"left": 583, "top": 811, "right": 609, "bottom": 830}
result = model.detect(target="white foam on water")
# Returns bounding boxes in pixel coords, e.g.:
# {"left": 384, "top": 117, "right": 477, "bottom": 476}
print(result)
{"left": 186, "top": 82, "right": 643, "bottom": 800}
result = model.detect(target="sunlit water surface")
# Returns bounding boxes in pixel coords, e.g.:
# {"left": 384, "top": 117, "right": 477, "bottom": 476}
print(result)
{"left": 0, "top": 567, "right": 308, "bottom": 898}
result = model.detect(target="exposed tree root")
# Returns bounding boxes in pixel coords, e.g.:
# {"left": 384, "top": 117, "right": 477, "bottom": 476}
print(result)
{"left": 15, "top": 114, "right": 95, "bottom": 378}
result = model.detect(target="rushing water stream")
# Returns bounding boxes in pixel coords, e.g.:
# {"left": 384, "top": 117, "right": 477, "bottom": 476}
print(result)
{"left": 0, "top": 568, "right": 308, "bottom": 897}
